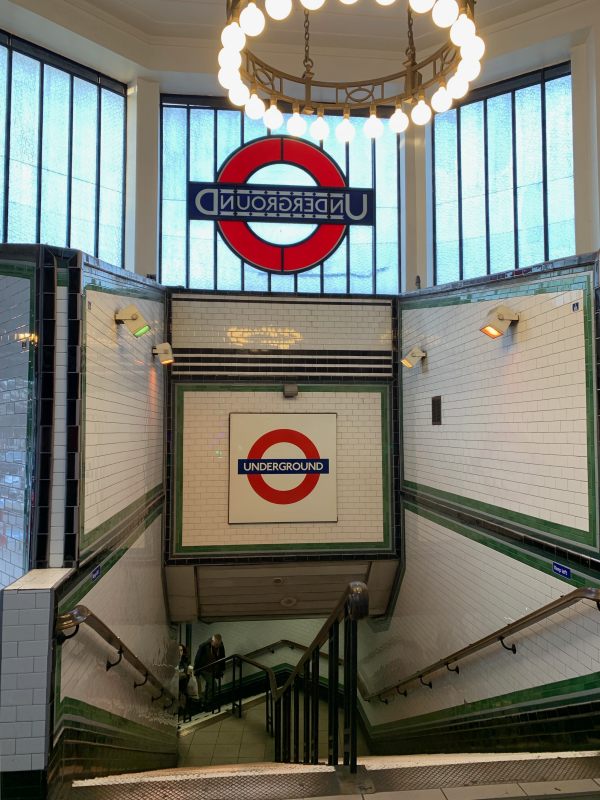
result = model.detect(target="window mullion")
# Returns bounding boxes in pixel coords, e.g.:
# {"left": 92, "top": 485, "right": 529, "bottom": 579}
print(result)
{"left": 457, "top": 106, "right": 464, "bottom": 282}
{"left": 541, "top": 75, "right": 549, "bottom": 262}
{"left": 511, "top": 89, "right": 519, "bottom": 269}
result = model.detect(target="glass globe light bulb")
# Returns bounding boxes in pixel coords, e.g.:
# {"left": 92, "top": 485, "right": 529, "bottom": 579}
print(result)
{"left": 364, "top": 113, "right": 384, "bottom": 139}
{"left": 409, "top": 0, "right": 435, "bottom": 11}
{"left": 457, "top": 58, "right": 481, "bottom": 82}
{"left": 450, "top": 14, "right": 476, "bottom": 47}
{"left": 335, "top": 117, "right": 355, "bottom": 143}
{"left": 460, "top": 35, "right": 485, "bottom": 62}
{"left": 376, "top": 0, "right": 396, "bottom": 6}
{"left": 339, "top": 0, "right": 359, "bottom": 5}
{"left": 300, "top": 0, "right": 326, "bottom": 11}
{"left": 221, "top": 22, "right": 246, "bottom": 51}
{"left": 218, "top": 48, "right": 242, "bottom": 70}
{"left": 411, "top": 99, "right": 432, "bottom": 126}
{"left": 265, "top": 0, "right": 293, "bottom": 20}
{"left": 310, "top": 115, "right": 329, "bottom": 141}
{"left": 245, "top": 93, "right": 266, "bottom": 120}
{"left": 446, "top": 74, "right": 469, "bottom": 99}
{"left": 430, "top": 86, "right": 452, "bottom": 114}
{"left": 264, "top": 103, "right": 284, "bottom": 130}
{"left": 218, "top": 67, "right": 241, "bottom": 90}
{"left": 287, "top": 112, "right": 307, "bottom": 136}
{"left": 432, "top": 0, "right": 459, "bottom": 28}
{"left": 239, "top": 2, "right": 266, "bottom": 36}
{"left": 389, "top": 107, "right": 409, "bottom": 133}
{"left": 228, "top": 82, "right": 250, "bottom": 107}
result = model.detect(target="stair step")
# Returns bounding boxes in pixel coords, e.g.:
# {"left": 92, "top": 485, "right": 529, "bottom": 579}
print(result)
{"left": 70, "top": 752, "right": 600, "bottom": 799}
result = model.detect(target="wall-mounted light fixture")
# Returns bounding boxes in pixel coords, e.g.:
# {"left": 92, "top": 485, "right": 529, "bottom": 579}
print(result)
{"left": 115, "top": 304, "right": 151, "bottom": 338}
{"left": 401, "top": 346, "right": 427, "bottom": 369}
{"left": 480, "top": 305, "right": 519, "bottom": 339}
{"left": 152, "top": 342, "right": 174, "bottom": 366}
{"left": 283, "top": 383, "right": 298, "bottom": 398}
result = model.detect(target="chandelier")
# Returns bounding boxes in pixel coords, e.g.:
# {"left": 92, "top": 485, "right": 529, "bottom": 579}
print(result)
{"left": 217, "top": 0, "right": 485, "bottom": 141}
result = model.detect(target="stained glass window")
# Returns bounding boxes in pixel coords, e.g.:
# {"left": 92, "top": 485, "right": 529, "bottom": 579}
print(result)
{"left": 0, "top": 33, "right": 126, "bottom": 266}
{"left": 160, "top": 98, "right": 401, "bottom": 294}
{"left": 433, "top": 63, "right": 575, "bottom": 284}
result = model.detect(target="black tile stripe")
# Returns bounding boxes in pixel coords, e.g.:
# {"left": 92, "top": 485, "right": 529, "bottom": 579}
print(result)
{"left": 172, "top": 347, "right": 391, "bottom": 357}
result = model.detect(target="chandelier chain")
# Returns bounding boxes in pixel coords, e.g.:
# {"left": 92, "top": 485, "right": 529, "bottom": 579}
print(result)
{"left": 303, "top": 11, "right": 314, "bottom": 78}
{"left": 406, "top": 5, "right": 416, "bottom": 66}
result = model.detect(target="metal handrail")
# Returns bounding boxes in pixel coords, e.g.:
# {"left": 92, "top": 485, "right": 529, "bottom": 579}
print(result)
{"left": 55, "top": 605, "right": 177, "bottom": 706}
{"left": 365, "top": 587, "right": 600, "bottom": 702}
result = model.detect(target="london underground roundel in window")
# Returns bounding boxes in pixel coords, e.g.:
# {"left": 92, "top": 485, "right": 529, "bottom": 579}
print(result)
{"left": 188, "top": 136, "right": 374, "bottom": 274}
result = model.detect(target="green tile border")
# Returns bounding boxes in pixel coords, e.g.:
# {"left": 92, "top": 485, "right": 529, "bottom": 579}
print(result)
{"left": 404, "top": 501, "right": 600, "bottom": 588}
{"left": 79, "top": 484, "right": 163, "bottom": 552}
{"left": 399, "top": 268, "right": 598, "bottom": 554}
{"left": 172, "top": 384, "right": 392, "bottom": 555}
{"left": 365, "top": 670, "right": 600, "bottom": 738}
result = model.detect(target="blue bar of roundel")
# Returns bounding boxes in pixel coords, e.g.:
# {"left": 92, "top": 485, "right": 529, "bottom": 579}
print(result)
{"left": 238, "top": 459, "right": 330, "bottom": 474}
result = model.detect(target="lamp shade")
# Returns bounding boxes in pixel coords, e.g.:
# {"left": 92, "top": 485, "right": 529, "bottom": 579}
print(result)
{"left": 480, "top": 305, "right": 519, "bottom": 338}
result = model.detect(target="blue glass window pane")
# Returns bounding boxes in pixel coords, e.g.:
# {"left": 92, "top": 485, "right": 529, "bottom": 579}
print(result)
{"left": 0, "top": 47, "right": 8, "bottom": 237}
{"left": 515, "top": 84, "right": 544, "bottom": 267}
{"left": 161, "top": 106, "right": 187, "bottom": 285}
{"left": 190, "top": 109, "right": 214, "bottom": 181}
{"left": 348, "top": 117, "right": 372, "bottom": 189}
{"left": 323, "top": 114, "right": 346, "bottom": 172}
{"left": 98, "top": 89, "right": 124, "bottom": 266}
{"left": 375, "top": 131, "right": 399, "bottom": 293}
{"left": 347, "top": 118, "right": 373, "bottom": 293}
{"left": 270, "top": 273, "right": 294, "bottom": 292}
{"left": 8, "top": 53, "right": 40, "bottom": 243}
{"left": 297, "top": 264, "right": 321, "bottom": 293}
{"left": 460, "top": 102, "right": 486, "bottom": 279}
{"left": 70, "top": 78, "right": 97, "bottom": 254}
{"left": 243, "top": 116, "right": 264, "bottom": 143}
{"left": 40, "top": 65, "right": 70, "bottom": 247}
{"left": 545, "top": 76, "right": 575, "bottom": 259}
{"left": 323, "top": 239, "right": 347, "bottom": 294}
{"left": 216, "top": 237, "right": 241, "bottom": 290}
{"left": 189, "top": 109, "right": 215, "bottom": 287}
{"left": 434, "top": 110, "right": 459, "bottom": 284}
{"left": 244, "top": 263, "right": 268, "bottom": 291}
{"left": 190, "top": 221, "right": 214, "bottom": 289}
{"left": 486, "top": 93, "right": 514, "bottom": 273}
{"left": 217, "top": 109, "right": 241, "bottom": 172}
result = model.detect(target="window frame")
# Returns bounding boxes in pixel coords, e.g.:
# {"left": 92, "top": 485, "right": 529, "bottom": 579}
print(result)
{"left": 159, "top": 94, "right": 403, "bottom": 295}
{"left": 432, "top": 61, "right": 572, "bottom": 286}
{"left": 0, "top": 29, "right": 127, "bottom": 267}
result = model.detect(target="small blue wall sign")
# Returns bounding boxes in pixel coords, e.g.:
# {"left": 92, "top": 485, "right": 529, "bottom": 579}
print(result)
{"left": 91, "top": 565, "right": 101, "bottom": 582}
{"left": 552, "top": 562, "right": 571, "bottom": 579}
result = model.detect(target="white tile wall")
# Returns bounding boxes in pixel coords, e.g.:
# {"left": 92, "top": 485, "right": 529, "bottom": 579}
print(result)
{"left": 0, "top": 569, "right": 71, "bottom": 771}
{"left": 0, "top": 274, "right": 34, "bottom": 588}
{"left": 359, "top": 510, "right": 600, "bottom": 727}
{"left": 180, "top": 389, "right": 385, "bottom": 548}
{"left": 172, "top": 296, "right": 392, "bottom": 352}
{"left": 402, "top": 279, "right": 592, "bottom": 533}
{"left": 83, "top": 290, "right": 165, "bottom": 538}
{"left": 59, "top": 517, "right": 176, "bottom": 733}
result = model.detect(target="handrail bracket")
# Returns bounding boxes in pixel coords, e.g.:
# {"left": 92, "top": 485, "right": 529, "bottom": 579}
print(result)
{"left": 446, "top": 662, "right": 460, "bottom": 674}
{"left": 106, "top": 646, "right": 124, "bottom": 671}
{"left": 419, "top": 675, "right": 433, "bottom": 689}
{"left": 499, "top": 636, "right": 517, "bottom": 654}
{"left": 56, "top": 624, "right": 79, "bottom": 644}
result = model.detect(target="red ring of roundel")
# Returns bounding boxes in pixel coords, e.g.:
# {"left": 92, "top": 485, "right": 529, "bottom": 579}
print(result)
{"left": 218, "top": 136, "right": 347, "bottom": 274}
{"left": 246, "top": 428, "right": 322, "bottom": 505}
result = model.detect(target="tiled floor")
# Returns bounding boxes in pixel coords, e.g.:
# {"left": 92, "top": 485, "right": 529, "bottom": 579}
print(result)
{"left": 178, "top": 697, "right": 370, "bottom": 767}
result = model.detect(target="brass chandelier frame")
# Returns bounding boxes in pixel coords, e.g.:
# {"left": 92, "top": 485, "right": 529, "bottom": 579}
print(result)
{"left": 225, "top": 0, "right": 476, "bottom": 115}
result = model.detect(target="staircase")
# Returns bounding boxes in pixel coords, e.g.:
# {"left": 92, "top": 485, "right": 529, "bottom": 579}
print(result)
{"left": 70, "top": 752, "right": 600, "bottom": 799}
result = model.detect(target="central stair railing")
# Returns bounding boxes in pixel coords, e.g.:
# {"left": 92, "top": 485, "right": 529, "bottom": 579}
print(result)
{"left": 208, "top": 580, "right": 369, "bottom": 772}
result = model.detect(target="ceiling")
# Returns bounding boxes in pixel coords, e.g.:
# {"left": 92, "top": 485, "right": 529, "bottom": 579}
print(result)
{"left": 0, "top": 0, "right": 581, "bottom": 92}
{"left": 57, "top": 0, "right": 557, "bottom": 50}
